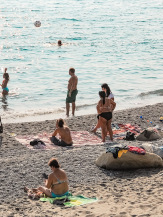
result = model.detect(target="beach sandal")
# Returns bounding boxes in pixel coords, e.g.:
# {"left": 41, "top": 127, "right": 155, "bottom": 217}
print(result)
{"left": 53, "top": 197, "right": 70, "bottom": 206}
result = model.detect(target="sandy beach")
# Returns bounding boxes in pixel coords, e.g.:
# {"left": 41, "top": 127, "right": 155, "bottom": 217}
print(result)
{"left": 0, "top": 103, "right": 163, "bottom": 217}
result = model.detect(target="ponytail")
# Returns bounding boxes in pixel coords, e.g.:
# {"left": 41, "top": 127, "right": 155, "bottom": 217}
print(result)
{"left": 99, "top": 91, "right": 106, "bottom": 105}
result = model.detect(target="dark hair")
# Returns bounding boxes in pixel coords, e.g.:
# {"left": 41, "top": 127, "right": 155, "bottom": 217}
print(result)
{"left": 48, "top": 158, "right": 60, "bottom": 168}
{"left": 69, "top": 68, "right": 75, "bottom": 73}
{"left": 3, "top": 72, "right": 9, "bottom": 81}
{"left": 58, "top": 40, "right": 62, "bottom": 45}
{"left": 101, "top": 83, "right": 110, "bottom": 97}
{"left": 57, "top": 118, "right": 64, "bottom": 128}
{"left": 99, "top": 91, "right": 106, "bottom": 105}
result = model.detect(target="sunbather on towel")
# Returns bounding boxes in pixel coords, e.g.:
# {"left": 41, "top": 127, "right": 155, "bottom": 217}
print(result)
{"left": 50, "top": 118, "right": 73, "bottom": 146}
{"left": 24, "top": 158, "right": 69, "bottom": 198}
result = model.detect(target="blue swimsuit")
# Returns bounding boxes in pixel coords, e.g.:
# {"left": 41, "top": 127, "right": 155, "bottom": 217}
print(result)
{"left": 3, "top": 87, "right": 9, "bottom": 92}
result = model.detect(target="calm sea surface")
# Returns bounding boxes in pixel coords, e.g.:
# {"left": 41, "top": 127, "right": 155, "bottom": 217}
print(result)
{"left": 0, "top": 0, "right": 163, "bottom": 123}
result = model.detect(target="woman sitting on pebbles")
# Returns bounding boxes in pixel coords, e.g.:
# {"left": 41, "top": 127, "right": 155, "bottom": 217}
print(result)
{"left": 50, "top": 118, "right": 73, "bottom": 147}
{"left": 24, "top": 158, "right": 69, "bottom": 198}
{"left": 96, "top": 91, "right": 116, "bottom": 142}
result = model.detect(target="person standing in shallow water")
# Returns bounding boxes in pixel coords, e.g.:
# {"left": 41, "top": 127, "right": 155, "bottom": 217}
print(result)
{"left": 1, "top": 68, "right": 9, "bottom": 95}
{"left": 66, "top": 68, "right": 78, "bottom": 117}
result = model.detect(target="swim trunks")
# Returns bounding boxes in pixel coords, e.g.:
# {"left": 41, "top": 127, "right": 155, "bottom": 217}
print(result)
{"left": 51, "top": 191, "right": 69, "bottom": 198}
{"left": 3, "top": 87, "right": 9, "bottom": 92}
{"left": 66, "top": 89, "right": 78, "bottom": 103}
{"left": 97, "top": 112, "right": 112, "bottom": 121}
{"left": 50, "top": 136, "right": 72, "bottom": 147}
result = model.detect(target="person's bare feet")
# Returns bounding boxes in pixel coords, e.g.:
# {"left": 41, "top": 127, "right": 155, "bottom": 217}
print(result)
{"left": 24, "top": 186, "right": 29, "bottom": 193}
{"left": 90, "top": 126, "right": 97, "bottom": 133}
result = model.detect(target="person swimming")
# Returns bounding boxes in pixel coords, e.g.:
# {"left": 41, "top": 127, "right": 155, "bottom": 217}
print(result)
{"left": 1, "top": 68, "right": 9, "bottom": 95}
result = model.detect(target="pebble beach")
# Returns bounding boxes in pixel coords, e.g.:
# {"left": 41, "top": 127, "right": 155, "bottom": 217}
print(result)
{"left": 0, "top": 102, "right": 163, "bottom": 217}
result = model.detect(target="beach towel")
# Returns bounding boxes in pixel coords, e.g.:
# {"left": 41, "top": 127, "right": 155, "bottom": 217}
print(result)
{"left": 40, "top": 195, "right": 98, "bottom": 207}
{"left": 112, "top": 123, "right": 141, "bottom": 140}
{"left": 11, "top": 131, "right": 103, "bottom": 150}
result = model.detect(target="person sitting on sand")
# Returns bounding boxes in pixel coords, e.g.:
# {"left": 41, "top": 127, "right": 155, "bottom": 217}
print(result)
{"left": 50, "top": 118, "right": 73, "bottom": 146}
{"left": 96, "top": 91, "right": 116, "bottom": 142}
{"left": 0, "top": 68, "right": 9, "bottom": 95}
{"left": 24, "top": 158, "right": 69, "bottom": 198}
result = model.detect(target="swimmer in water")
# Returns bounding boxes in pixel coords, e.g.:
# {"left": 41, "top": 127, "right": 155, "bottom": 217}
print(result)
{"left": 1, "top": 68, "right": 9, "bottom": 95}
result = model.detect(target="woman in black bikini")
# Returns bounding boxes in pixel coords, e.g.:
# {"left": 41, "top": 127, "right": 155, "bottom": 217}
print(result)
{"left": 24, "top": 158, "right": 69, "bottom": 198}
{"left": 96, "top": 91, "right": 116, "bottom": 142}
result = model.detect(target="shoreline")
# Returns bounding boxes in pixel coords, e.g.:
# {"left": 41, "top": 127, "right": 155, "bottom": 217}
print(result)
{"left": 0, "top": 102, "right": 163, "bottom": 216}
{"left": 2, "top": 101, "right": 163, "bottom": 124}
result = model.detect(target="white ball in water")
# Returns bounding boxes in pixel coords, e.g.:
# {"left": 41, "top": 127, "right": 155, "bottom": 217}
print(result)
{"left": 34, "top": 21, "right": 41, "bottom": 27}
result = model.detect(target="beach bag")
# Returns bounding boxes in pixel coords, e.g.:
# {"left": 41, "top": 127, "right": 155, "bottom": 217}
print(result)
{"left": 123, "top": 131, "right": 135, "bottom": 141}
{"left": 0, "top": 117, "right": 3, "bottom": 133}
{"left": 30, "top": 139, "right": 45, "bottom": 146}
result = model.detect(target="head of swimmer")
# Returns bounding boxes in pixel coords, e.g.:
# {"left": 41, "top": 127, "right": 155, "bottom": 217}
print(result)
{"left": 57, "top": 40, "right": 62, "bottom": 46}
{"left": 3, "top": 68, "right": 9, "bottom": 81}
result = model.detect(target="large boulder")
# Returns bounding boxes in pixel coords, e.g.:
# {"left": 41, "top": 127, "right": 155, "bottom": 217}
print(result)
{"left": 140, "top": 143, "right": 163, "bottom": 159}
{"left": 96, "top": 151, "right": 163, "bottom": 170}
{"left": 136, "top": 128, "right": 161, "bottom": 141}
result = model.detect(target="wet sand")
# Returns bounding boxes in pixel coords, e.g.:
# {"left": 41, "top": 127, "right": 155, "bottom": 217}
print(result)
{"left": 0, "top": 103, "right": 163, "bottom": 217}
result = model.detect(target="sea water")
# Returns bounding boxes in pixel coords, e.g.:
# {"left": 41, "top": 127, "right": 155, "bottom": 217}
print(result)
{"left": 0, "top": 0, "right": 163, "bottom": 123}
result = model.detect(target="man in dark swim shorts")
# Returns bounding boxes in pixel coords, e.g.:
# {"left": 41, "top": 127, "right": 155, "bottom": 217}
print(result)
{"left": 66, "top": 68, "right": 78, "bottom": 116}
{"left": 66, "top": 89, "right": 78, "bottom": 104}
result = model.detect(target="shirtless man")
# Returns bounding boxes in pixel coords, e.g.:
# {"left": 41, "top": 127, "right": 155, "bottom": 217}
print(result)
{"left": 66, "top": 68, "right": 78, "bottom": 117}
{"left": 50, "top": 118, "right": 73, "bottom": 146}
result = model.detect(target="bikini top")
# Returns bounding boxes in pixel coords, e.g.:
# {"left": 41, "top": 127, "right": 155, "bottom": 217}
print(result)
{"left": 51, "top": 174, "right": 68, "bottom": 188}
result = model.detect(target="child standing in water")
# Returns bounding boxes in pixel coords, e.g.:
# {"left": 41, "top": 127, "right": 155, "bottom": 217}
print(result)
{"left": 1, "top": 68, "right": 9, "bottom": 95}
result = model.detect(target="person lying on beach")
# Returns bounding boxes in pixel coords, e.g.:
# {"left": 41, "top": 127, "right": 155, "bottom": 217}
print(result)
{"left": 50, "top": 118, "right": 73, "bottom": 146}
{"left": 92, "top": 83, "right": 114, "bottom": 133}
{"left": 95, "top": 91, "right": 116, "bottom": 142}
{"left": 0, "top": 68, "right": 9, "bottom": 95}
{"left": 24, "top": 158, "right": 69, "bottom": 198}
